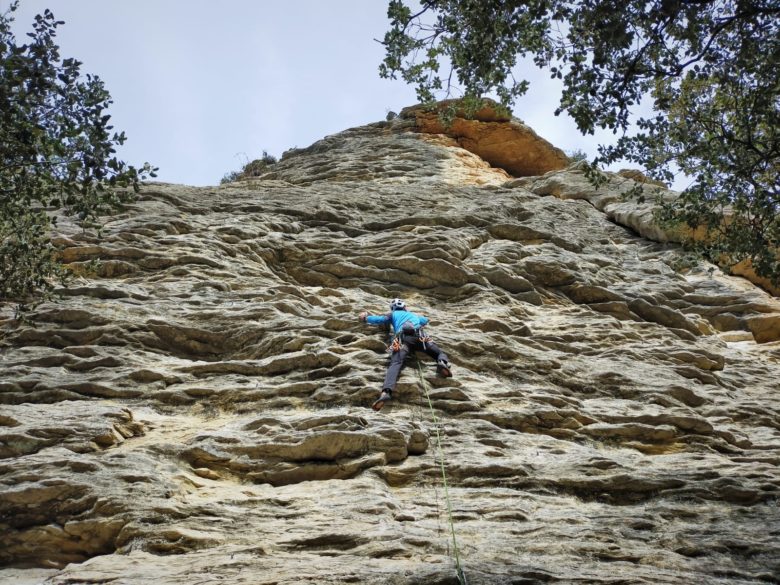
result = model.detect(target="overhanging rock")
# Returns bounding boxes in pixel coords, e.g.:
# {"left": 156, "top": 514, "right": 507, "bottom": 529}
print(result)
{"left": 401, "top": 99, "right": 569, "bottom": 177}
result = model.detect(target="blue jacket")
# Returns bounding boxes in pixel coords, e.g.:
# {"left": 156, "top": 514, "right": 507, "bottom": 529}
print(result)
{"left": 366, "top": 309, "right": 429, "bottom": 333}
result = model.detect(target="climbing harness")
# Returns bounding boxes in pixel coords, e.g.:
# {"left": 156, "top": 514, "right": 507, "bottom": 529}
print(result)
{"left": 386, "top": 326, "right": 432, "bottom": 354}
{"left": 415, "top": 359, "right": 468, "bottom": 585}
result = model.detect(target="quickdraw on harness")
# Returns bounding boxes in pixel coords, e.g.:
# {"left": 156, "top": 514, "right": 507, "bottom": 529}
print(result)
{"left": 419, "top": 327, "right": 432, "bottom": 347}
{"left": 387, "top": 335, "right": 403, "bottom": 353}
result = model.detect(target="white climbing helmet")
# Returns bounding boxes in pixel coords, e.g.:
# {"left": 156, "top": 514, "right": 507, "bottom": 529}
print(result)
{"left": 389, "top": 298, "right": 406, "bottom": 311}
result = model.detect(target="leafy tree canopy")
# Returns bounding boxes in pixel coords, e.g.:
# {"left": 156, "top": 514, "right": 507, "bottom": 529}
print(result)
{"left": 1, "top": 1, "right": 155, "bottom": 305}
{"left": 380, "top": 0, "right": 779, "bottom": 284}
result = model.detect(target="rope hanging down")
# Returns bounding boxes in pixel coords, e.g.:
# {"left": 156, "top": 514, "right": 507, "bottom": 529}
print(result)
{"left": 415, "top": 359, "right": 468, "bottom": 585}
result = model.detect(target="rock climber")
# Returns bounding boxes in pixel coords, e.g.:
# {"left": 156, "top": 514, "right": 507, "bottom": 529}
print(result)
{"left": 359, "top": 298, "right": 452, "bottom": 411}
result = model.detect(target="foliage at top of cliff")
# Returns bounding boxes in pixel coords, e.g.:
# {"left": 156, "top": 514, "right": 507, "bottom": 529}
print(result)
{"left": 380, "top": 0, "right": 779, "bottom": 284}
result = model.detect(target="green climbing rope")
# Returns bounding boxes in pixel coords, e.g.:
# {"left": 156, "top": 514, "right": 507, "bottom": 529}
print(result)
{"left": 415, "top": 359, "right": 467, "bottom": 585}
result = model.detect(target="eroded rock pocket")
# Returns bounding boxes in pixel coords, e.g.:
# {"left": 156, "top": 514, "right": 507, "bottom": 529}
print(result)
{"left": 181, "top": 411, "right": 428, "bottom": 486}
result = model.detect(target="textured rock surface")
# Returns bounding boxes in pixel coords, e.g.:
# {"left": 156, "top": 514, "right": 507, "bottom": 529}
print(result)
{"left": 1, "top": 116, "right": 779, "bottom": 585}
{"left": 513, "top": 164, "right": 779, "bottom": 296}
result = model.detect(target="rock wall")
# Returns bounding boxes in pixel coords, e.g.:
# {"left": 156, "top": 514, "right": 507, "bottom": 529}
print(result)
{"left": 513, "top": 164, "right": 780, "bottom": 297}
{"left": 1, "top": 116, "right": 779, "bottom": 585}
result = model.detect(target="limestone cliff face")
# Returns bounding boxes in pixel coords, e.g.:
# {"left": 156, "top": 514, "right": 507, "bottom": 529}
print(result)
{"left": 1, "top": 113, "right": 779, "bottom": 585}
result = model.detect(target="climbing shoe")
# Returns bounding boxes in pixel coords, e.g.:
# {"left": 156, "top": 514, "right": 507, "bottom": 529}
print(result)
{"left": 437, "top": 359, "right": 452, "bottom": 378}
{"left": 372, "top": 390, "right": 393, "bottom": 411}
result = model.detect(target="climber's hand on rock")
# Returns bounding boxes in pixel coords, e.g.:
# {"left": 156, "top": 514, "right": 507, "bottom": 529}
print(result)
{"left": 359, "top": 312, "right": 367, "bottom": 323}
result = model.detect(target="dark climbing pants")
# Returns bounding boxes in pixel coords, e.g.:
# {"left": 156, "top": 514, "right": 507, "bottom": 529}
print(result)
{"left": 383, "top": 335, "right": 449, "bottom": 392}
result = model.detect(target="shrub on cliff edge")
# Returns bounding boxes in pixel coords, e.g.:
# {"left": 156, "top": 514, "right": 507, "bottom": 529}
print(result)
{"left": 220, "top": 151, "right": 278, "bottom": 184}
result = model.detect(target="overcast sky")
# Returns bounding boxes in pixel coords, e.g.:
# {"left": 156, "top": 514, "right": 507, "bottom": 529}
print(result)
{"left": 7, "top": 1, "right": 672, "bottom": 187}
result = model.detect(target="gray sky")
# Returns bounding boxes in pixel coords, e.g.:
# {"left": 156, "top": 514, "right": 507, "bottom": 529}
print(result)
{"left": 7, "top": 1, "right": 671, "bottom": 187}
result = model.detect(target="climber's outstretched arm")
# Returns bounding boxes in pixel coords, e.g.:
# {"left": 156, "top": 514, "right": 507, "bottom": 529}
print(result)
{"left": 359, "top": 312, "right": 391, "bottom": 326}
